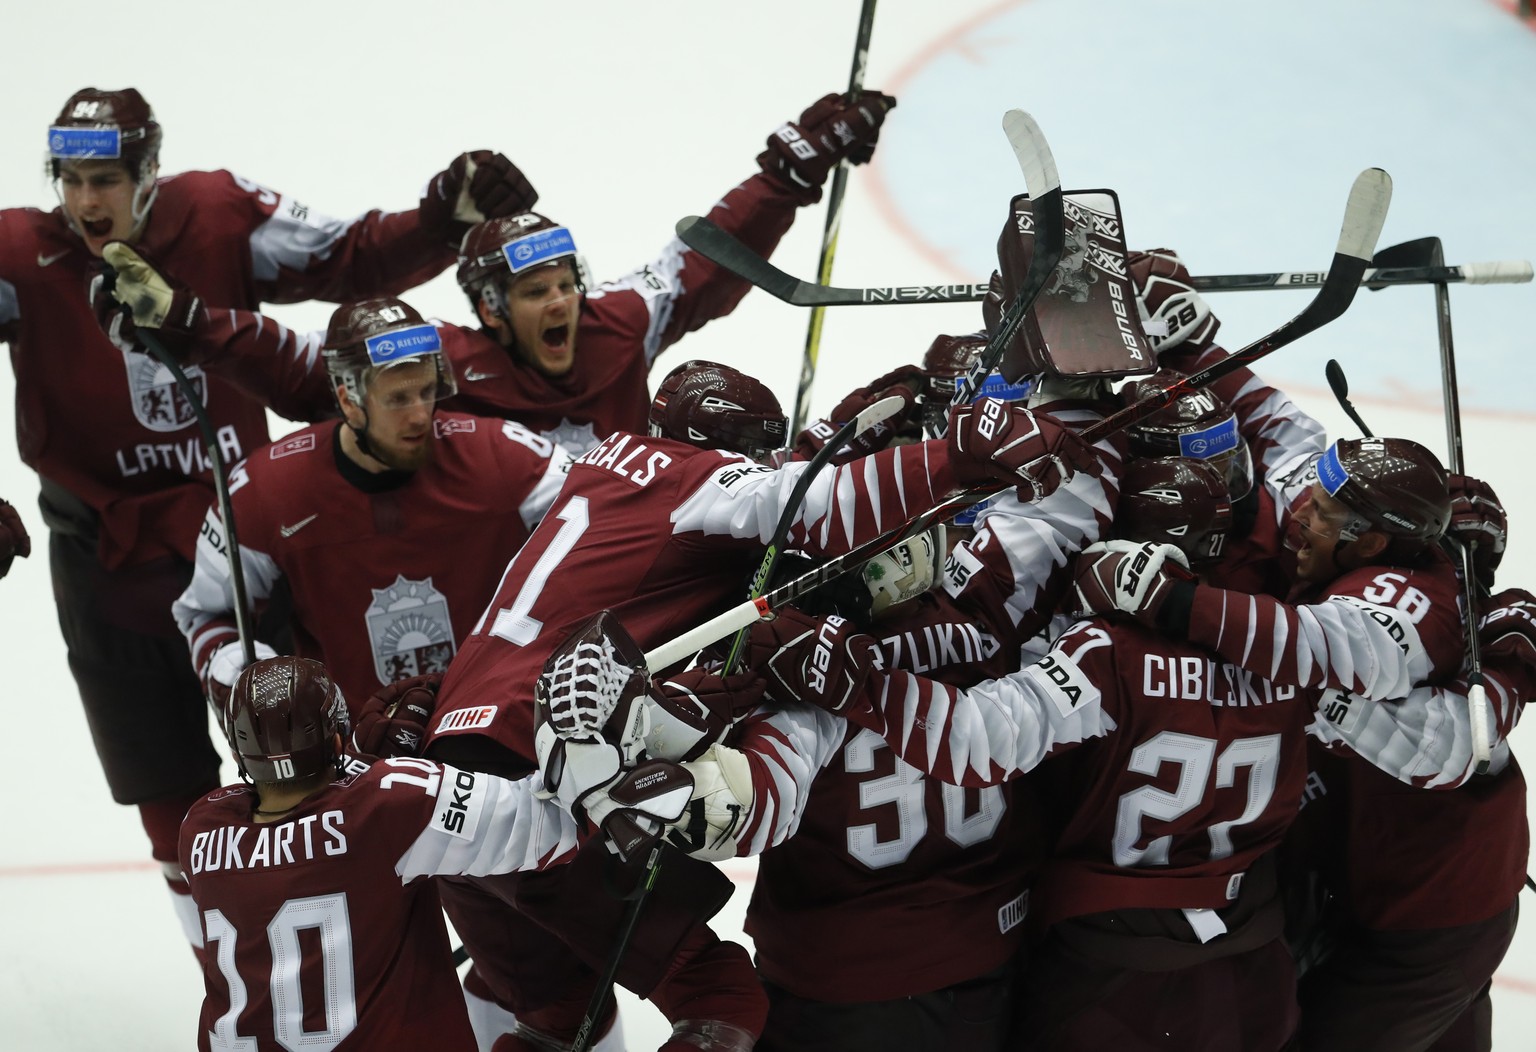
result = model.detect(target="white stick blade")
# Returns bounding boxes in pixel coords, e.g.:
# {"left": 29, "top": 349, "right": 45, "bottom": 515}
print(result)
{"left": 1001, "top": 110, "right": 1061, "bottom": 199}
{"left": 1336, "top": 168, "right": 1392, "bottom": 262}
{"left": 855, "top": 394, "right": 908, "bottom": 434}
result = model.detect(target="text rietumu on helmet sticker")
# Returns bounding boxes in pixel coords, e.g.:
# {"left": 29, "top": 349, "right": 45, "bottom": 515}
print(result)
{"left": 974, "top": 372, "right": 1032, "bottom": 403}
{"left": 502, "top": 226, "right": 577, "bottom": 274}
{"left": 364, "top": 324, "right": 442, "bottom": 365}
{"left": 1178, "top": 415, "right": 1240, "bottom": 460}
{"left": 1316, "top": 443, "right": 1351, "bottom": 496}
{"left": 48, "top": 126, "right": 121, "bottom": 159}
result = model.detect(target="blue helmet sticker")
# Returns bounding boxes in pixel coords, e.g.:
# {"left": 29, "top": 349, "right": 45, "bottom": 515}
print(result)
{"left": 363, "top": 324, "right": 442, "bottom": 365}
{"left": 952, "top": 495, "right": 994, "bottom": 528}
{"left": 1316, "top": 442, "right": 1351, "bottom": 496}
{"left": 502, "top": 226, "right": 577, "bottom": 274}
{"left": 48, "top": 126, "right": 122, "bottom": 160}
{"left": 1177, "top": 414, "right": 1241, "bottom": 460}
{"left": 975, "top": 372, "right": 1032, "bottom": 403}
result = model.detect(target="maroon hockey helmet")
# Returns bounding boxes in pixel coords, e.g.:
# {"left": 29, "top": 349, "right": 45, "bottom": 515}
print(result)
{"left": 224, "top": 657, "right": 350, "bottom": 784}
{"left": 1314, "top": 437, "right": 1450, "bottom": 550}
{"left": 1116, "top": 457, "right": 1233, "bottom": 568}
{"left": 920, "top": 331, "right": 988, "bottom": 436}
{"left": 649, "top": 360, "right": 787, "bottom": 461}
{"left": 456, "top": 212, "right": 583, "bottom": 317}
{"left": 323, "top": 297, "right": 458, "bottom": 408}
{"left": 1121, "top": 369, "right": 1253, "bottom": 500}
{"left": 48, "top": 87, "right": 163, "bottom": 229}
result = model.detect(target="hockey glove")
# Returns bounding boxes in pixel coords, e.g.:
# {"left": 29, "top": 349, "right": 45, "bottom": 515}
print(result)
{"left": 1069, "top": 540, "right": 1195, "bottom": 628}
{"left": 793, "top": 364, "right": 924, "bottom": 463}
{"left": 666, "top": 744, "right": 755, "bottom": 862}
{"left": 350, "top": 673, "right": 442, "bottom": 762}
{"left": 0, "top": 498, "right": 31, "bottom": 579}
{"left": 203, "top": 640, "right": 279, "bottom": 725}
{"left": 636, "top": 667, "right": 767, "bottom": 762}
{"left": 1448, "top": 474, "right": 1507, "bottom": 591}
{"left": 758, "top": 90, "right": 897, "bottom": 204}
{"left": 420, "top": 150, "right": 538, "bottom": 245}
{"left": 946, "top": 398, "right": 1102, "bottom": 502}
{"left": 92, "top": 241, "right": 206, "bottom": 361}
{"left": 1478, "top": 588, "right": 1536, "bottom": 682}
{"left": 745, "top": 606, "right": 880, "bottom": 715}
{"left": 1127, "top": 248, "right": 1220, "bottom": 357}
{"left": 582, "top": 759, "right": 696, "bottom": 864}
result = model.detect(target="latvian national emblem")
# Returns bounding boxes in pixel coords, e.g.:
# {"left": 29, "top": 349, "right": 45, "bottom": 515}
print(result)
{"left": 121, "top": 346, "right": 206, "bottom": 432}
{"left": 365, "top": 575, "right": 457, "bottom": 685}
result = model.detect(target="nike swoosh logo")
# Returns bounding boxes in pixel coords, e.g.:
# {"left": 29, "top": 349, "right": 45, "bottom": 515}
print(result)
{"left": 37, "top": 250, "right": 69, "bottom": 267}
{"left": 464, "top": 369, "right": 498, "bottom": 382}
{"left": 279, "top": 513, "right": 318, "bottom": 537}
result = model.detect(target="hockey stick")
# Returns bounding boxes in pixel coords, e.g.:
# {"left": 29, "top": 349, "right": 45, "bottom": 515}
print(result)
{"left": 568, "top": 394, "right": 909, "bottom": 1052}
{"left": 935, "top": 110, "right": 1062, "bottom": 433}
{"left": 1325, "top": 359, "right": 1374, "bottom": 439}
{"left": 672, "top": 218, "right": 1530, "bottom": 308}
{"left": 103, "top": 275, "right": 257, "bottom": 667}
{"left": 788, "top": 0, "right": 880, "bottom": 436}
{"left": 646, "top": 168, "right": 1391, "bottom": 668}
{"left": 1416, "top": 237, "right": 1495, "bottom": 772}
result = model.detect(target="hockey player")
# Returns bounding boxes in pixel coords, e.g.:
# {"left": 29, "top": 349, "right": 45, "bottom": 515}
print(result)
{"left": 181, "top": 655, "right": 584, "bottom": 1052}
{"left": 172, "top": 296, "right": 572, "bottom": 711}
{"left": 0, "top": 496, "right": 29, "bottom": 579}
{"left": 738, "top": 456, "right": 1307, "bottom": 1050}
{"left": 442, "top": 90, "right": 896, "bottom": 455}
{"left": 1071, "top": 436, "right": 1527, "bottom": 1052}
{"left": 421, "top": 361, "right": 1099, "bottom": 1049}
{"left": 4, "top": 85, "right": 535, "bottom": 949}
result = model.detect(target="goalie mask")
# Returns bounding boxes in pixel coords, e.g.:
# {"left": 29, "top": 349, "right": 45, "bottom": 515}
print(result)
{"left": 649, "top": 360, "right": 787, "bottom": 462}
{"left": 1121, "top": 369, "right": 1253, "bottom": 501}
{"left": 225, "top": 657, "right": 350, "bottom": 784}
{"left": 1116, "top": 457, "right": 1233, "bottom": 568}
{"left": 48, "top": 87, "right": 162, "bottom": 236}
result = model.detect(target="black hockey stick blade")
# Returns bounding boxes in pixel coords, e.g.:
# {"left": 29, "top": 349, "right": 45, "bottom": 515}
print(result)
{"left": 1365, "top": 236, "right": 1442, "bottom": 290}
{"left": 944, "top": 110, "right": 1063, "bottom": 414}
{"left": 1081, "top": 167, "right": 1391, "bottom": 445}
{"left": 1325, "top": 359, "right": 1375, "bottom": 438}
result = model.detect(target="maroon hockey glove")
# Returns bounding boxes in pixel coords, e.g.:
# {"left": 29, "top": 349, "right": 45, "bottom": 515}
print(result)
{"left": 646, "top": 667, "right": 768, "bottom": 761}
{"left": 1127, "top": 248, "right": 1220, "bottom": 357}
{"left": 420, "top": 150, "right": 539, "bottom": 244}
{"left": 1448, "top": 474, "right": 1507, "bottom": 591}
{"left": 757, "top": 90, "right": 897, "bottom": 204}
{"left": 745, "top": 606, "right": 880, "bottom": 716}
{"left": 0, "top": 498, "right": 31, "bottom": 579}
{"left": 91, "top": 241, "right": 206, "bottom": 362}
{"left": 350, "top": 673, "right": 443, "bottom": 761}
{"left": 1478, "top": 588, "right": 1536, "bottom": 681}
{"left": 1068, "top": 540, "right": 1195, "bottom": 627}
{"left": 585, "top": 759, "right": 696, "bottom": 864}
{"left": 946, "top": 398, "right": 1102, "bottom": 502}
{"left": 793, "top": 364, "right": 924, "bottom": 462}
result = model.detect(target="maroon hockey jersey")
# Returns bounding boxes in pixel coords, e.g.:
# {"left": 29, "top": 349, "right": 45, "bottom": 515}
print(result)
{"left": 429, "top": 433, "right": 964, "bottom": 766}
{"left": 853, "top": 618, "right": 1312, "bottom": 926}
{"left": 180, "top": 758, "right": 578, "bottom": 1051}
{"left": 173, "top": 413, "right": 569, "bottom": 706}
{"left": 0, "top": 170, "right": 451, "bottom": 570}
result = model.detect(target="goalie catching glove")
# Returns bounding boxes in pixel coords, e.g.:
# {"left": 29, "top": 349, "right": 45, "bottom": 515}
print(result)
{"left": 946, "top": 397, "right": 1102, "bottom": 502}
{"left": 91, "top": 241, "right": 206, "bottom": 361}
{"left": 758, "top": 90, "right": 897, "bottom": 204}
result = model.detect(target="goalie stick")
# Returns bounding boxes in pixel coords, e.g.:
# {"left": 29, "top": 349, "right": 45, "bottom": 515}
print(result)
{"left": 673, "top": 216, "right": 1530, "bottom": 307}
{"left": 567, "top": 393, "right": 906, "bottom": 1052}
{"left": 646, "top": 167, "right": 1391, "bottom": 670}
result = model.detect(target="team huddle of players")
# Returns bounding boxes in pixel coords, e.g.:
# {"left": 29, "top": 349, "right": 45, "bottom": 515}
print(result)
{"left": 2, "top": 84, "right": 1531, "bottom": 1052}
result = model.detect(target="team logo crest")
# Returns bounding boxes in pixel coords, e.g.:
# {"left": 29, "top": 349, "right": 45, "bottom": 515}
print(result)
{"left": 544, "top": 417, "right": 601, "bottom": 457}
{"left": 121, "top": 348, "right": 206, "bottom": 432}
{"left": 365, "top": 575, "right": 457, "bottom": 685}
